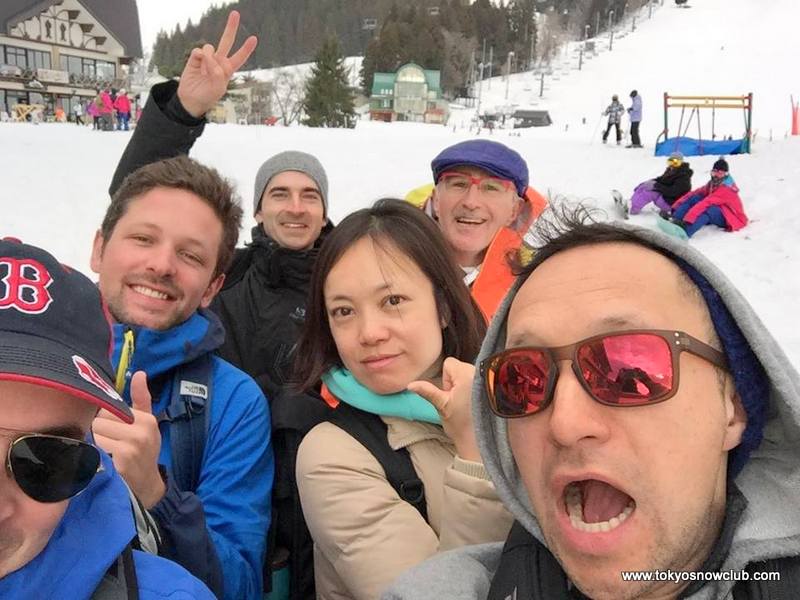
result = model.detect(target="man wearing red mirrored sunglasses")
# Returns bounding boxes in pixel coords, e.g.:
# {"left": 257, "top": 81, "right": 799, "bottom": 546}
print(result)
{"left": 385, "top": 214, "right": 799, "bottom": 600}
{"left": 0, "top": 238, "right": 214, "bottom": 598}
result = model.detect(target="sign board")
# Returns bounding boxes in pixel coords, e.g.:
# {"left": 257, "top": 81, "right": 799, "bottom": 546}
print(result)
{"left": 37, "top": 68, "right": 70, "bottom": 84}
{"left": 0, "top": 64, "right": 22, "bottom": 77}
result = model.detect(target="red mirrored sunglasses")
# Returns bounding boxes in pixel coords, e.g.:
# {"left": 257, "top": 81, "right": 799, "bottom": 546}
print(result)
{"left": 480, "top": 330, "right": 727, "bottom": 419}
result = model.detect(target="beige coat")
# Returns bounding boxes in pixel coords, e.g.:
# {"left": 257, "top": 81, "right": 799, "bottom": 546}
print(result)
{"left": 296, "top": 416, "right": 514, "bottom": 600}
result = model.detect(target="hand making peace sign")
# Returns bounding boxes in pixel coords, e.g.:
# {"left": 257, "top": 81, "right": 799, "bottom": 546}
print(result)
{"left": 176, "top": 10, "right": 258, "bottom": 118}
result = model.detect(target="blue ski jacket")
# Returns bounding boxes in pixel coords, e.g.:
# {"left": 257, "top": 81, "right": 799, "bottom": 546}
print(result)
{"left": 0, "top": 451, "right": 215, "bottom": 600}
{"left": 112, "top": 310, "right": 274, "bottom": 600}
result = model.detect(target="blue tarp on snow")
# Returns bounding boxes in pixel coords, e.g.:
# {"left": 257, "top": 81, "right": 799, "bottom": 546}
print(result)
{"left": 655, "top": 136, "right": 748, "bottom": 157}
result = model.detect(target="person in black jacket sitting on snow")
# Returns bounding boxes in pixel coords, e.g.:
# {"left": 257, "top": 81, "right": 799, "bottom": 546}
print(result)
{"left": 629, "top": 151, "right": 693, "bottom": 215}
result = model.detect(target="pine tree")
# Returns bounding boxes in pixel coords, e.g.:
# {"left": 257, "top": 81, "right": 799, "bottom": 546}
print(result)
{"left": 150, "top": 31, "right": 169, "bottom": 73}
{"left": 302, "top": 36, "right": 355, "bottom": 128}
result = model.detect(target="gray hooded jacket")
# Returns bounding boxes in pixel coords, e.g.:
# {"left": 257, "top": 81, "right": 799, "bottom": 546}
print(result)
{"left": 383, "top": 223, "right": 800, "bottom": 600}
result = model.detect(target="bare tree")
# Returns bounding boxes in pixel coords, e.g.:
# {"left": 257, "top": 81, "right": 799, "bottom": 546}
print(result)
{"left": 271, "top": 68, "right": 305, "bottom": 126}
{"left": 238, "top": 73, "right": 258, "bottom": 87}
{"left": 567, "top": 0, "right": 594, "bottom": 37}
{"left": 536, "top": 17, "right": 566, "bottom": 66}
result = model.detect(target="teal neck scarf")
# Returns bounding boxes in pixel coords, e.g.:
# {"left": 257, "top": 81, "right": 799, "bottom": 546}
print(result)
{"left": 322, "top": 366, "right": 441, "bottom": 425}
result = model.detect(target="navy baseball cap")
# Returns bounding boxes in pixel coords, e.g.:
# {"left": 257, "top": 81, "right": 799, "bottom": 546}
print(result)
{"left": 431, "top": 140, "right": 530, "bottom": 197}
{"left": 0, "top": 238, "right": 133, "bottom": 423}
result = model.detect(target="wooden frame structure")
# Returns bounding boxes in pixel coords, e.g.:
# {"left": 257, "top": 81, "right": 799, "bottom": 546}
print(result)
{"left": 657, "top": 93, "right": 753, "bottom": 154}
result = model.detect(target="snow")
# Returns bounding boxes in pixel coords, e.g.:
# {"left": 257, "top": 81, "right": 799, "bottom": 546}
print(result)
{"left": 477, "top": 0, "right": 800, "bottom": 141}
{"left": 1, "top": 0, "right": 798, "bottom": 366}
{"left": 240, "top": 56, "right": 364, "bottom": 92}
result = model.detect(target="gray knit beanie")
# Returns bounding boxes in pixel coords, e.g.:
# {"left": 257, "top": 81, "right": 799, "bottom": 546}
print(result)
{"left": 252, "top": 150, "right": 328, "bottom": 216}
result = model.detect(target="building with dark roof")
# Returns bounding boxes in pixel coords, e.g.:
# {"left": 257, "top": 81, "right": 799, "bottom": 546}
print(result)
{"left": 1, "top": 0, "right": 142, "bottom": 119}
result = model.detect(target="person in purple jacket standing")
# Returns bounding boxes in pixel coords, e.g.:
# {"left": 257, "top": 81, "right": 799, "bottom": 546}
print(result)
{"left": 627, "top": 89, "right": 643, "bottom": 148}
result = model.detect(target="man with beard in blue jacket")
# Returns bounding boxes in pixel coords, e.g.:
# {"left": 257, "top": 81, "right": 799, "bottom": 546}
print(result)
{"left": 0, "top": 238, "right": 214, "bottom": 599}
{"left": 90, "top": 156, "right": 274, "bottom": 599}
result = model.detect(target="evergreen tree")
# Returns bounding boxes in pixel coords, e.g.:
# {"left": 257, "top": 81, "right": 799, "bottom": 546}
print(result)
{"left": 508, "top": 0, "right": 538, "bottom": 68}
{"left": 150, "top": 31, "right": 169, "bottom": 72}
{"left": 302, "top": 36, "right": 355, "bottom": 128}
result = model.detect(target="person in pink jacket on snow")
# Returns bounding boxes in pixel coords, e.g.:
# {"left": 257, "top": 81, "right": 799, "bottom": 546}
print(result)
{"left": 86, "top": 98, "right": 101, "bottom": 130}
{"left": 114, "top": 89, "right": 132, "bottom": 130}
{"left": 98, "top": 88, "right": 114, "bottom": 130}
{"left": 669, "top": 157, "right": 748, "bottom": 237}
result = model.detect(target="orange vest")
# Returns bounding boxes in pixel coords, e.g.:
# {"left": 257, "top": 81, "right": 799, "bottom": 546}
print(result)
{"left": 471, "top": 186, "right": 547, "bottom": 322}
{"left": 405, "top": 184, "right": 548, "bottom": 323}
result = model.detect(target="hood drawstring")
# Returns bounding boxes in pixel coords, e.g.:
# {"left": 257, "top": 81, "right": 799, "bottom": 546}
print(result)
{"left": 115, "top": 328, "right": 135, "bottom": 394}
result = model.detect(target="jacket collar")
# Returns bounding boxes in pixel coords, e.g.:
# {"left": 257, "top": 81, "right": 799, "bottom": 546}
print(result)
{"left": 384, "top": 416, "right": 451, "bottom": 451}
{"left": 247, "top": 224, "right": 332, "bottom": 288}
{"left": 111, "top": 309, "right": 224, "bottom": 388}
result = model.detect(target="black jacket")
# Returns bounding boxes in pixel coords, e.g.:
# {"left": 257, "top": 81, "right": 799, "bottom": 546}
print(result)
{"left": 211, "top": 224, "right": 333, "bottom": 400}
{"left": 653, "top": 162, "right": 693, "bottom": 205}
{"left": 109, "top": 81, "right": 205, "bottom": 195}
{"left": 212, "top": 226, "right": 334, "bottom": 600}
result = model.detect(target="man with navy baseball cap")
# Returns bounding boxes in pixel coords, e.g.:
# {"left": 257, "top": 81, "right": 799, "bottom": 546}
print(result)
{"left": 0, "top": 238, "right": 214, "bottom": 598}
{"left": 425, "top": 139, "right": 547, "bottom": 321}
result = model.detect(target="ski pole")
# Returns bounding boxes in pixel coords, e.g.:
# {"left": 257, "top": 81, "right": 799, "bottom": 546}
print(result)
{"left": 590, "top": 110, "right": 604, "bottom": 144}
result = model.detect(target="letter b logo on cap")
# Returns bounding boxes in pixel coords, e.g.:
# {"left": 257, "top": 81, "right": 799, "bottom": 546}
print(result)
{"left": 0, "top": 258, "right": 54, "bottom": 314}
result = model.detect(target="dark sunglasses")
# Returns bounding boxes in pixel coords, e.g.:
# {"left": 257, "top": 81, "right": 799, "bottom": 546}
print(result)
{"left": 2, "top": 428, "right": 102, "bottom": 503}
{"left": 480, "top": 330, "right": 727, "bottom": 419}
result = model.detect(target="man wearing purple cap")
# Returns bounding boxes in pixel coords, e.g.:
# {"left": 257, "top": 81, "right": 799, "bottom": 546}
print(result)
{"left": 426, "top": 139, "right": 547, "bottom": 321}
{"left": 0, "top": 238, "right": 214, "bottom": 598}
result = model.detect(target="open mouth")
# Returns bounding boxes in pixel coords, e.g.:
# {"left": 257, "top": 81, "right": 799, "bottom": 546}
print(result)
{"left": 281, "top": 222, "right": 308, "bottom": 229}
{"left": 564, "top": 480, "right": 635, "bottom": 533}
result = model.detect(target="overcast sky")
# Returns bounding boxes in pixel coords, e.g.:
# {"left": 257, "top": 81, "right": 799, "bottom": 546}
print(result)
{"left": 136, "top": 0, "right": 235, "bottom": 56}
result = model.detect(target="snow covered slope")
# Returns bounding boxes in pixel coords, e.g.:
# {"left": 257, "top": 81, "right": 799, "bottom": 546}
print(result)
{"left": 1, "top": 0, "right": 799, "bottom": 364}
{"left": 479, "top": 0, "right": 800, "bottom": 141}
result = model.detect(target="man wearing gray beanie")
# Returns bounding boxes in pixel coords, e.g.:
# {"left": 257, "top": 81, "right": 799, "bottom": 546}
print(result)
{"left": 253, "top": 150, "right": 328, "bottom": 219}
{"left": 204, "top": 153, "right": 333, "bottom": 599}
{"left": 107, "top": 13, "right": 334, "bottom": 598}
{"left": 216, "top": 148, "right": 331, "bottom": 394}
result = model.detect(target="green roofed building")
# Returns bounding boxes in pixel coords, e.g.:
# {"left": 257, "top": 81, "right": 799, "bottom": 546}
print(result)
{"left": 369, "top": 62, "right": 449, "bottom": 124}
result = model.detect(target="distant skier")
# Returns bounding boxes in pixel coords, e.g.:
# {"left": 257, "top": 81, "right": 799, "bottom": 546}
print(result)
{"left": 601, "top": 94, "right": 625, "bottom": 144}
{"left": 629, "top": 151, "right": 693, "bottom": 215}
{"left": 669, "top": 157, "right": 748, "bottom": 237}
{"left": 627, "top": 89, "right": 643, "bottom": 148}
